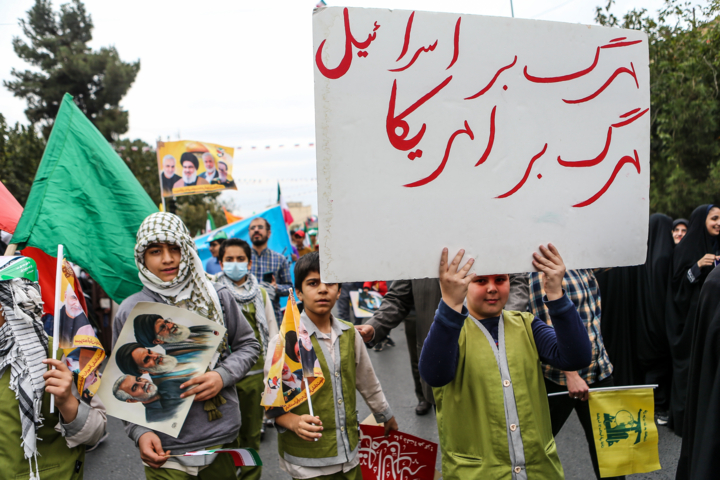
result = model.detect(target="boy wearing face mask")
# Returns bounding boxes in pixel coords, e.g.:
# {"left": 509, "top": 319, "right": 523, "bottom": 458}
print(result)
{"left": 216, "top": 238, "right": 277, "bottom": 480}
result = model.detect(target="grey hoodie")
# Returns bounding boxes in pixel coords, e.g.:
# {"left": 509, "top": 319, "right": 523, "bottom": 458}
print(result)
{"left": 113, "top": 284, "right": 260, "bottom": 466}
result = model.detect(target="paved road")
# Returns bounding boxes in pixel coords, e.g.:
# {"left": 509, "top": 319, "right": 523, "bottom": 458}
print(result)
{"left": 86, "top": 321, "right": 681, "bottom": 479}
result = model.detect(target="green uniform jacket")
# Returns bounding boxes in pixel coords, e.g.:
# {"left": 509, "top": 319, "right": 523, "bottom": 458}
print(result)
{"left": 0, "top": 339, "right": 85, "bottom": 479}
{"left": 278, "top": 319, "right": 358, "bottom": 463}
{"left": 434, "top": 311, "right": 564, "bottom": 480}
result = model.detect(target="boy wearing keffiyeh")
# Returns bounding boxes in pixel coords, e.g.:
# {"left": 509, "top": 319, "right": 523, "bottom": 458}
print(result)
{"left": 112, "top": 213, "right": 260, "bottom": 479}
{"left": 0, "top": 259, "right": 107, "bottom": 480}
{"left": 215, "top": 238, "right": 277, "bottom": 480}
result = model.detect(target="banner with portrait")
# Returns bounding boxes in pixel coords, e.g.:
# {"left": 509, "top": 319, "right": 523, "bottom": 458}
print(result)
{"left": 96, "top": 302, "right": 225, "bottom": 437}
{"left": 157, "top": 140, "right": 237, "bottom": 197}
{"left": 56, "top": 259, "right": 105, "bottom": 403}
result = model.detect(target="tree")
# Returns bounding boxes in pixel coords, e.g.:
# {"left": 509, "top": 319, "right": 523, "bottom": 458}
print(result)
{"left": 0, "top": 113, "right": 46, "bottom": 205}
{"left": 115, "top": 138, "right": 162, "bottom": 206}
{"left": 596, "top": 0, "right": 720, "bottom": 218}
{"left": 4, "top": 0, "right": 140, "bottom": 141}
{"left": 173, "top": 194, "right": 228, "bottom": 237}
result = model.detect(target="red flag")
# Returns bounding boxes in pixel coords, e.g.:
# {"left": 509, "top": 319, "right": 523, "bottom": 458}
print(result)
{"left": 21, "top": 246, "right": 88, "bottom": 316}
{"left": 0, "top": 181, "right": 23, "bottom": 235}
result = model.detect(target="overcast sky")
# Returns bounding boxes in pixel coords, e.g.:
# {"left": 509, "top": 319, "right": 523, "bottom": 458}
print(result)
{"left": 0, "top": 0, "right": 666, "bottom": 216}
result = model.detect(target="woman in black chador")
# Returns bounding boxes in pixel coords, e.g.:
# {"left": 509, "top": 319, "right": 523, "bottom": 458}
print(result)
{"left": 666, "top": 204, "right": 720, "bottom": 434}
{"left": 636, "top": 214, "right": 675, "bottom": 418}
{"left": 676, "top": 266, "right": 720, "bottom": 479}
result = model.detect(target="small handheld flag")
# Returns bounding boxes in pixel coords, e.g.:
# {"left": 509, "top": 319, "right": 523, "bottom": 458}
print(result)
{"left": 51, "top": 251, "right": 106, "bottom": 413}
{"left": 261, "top": 289, "right": 324, "bottom": 411}
{"left": 169, "top": 448, "right": 262, "bottom": 467}
{"left": 588, "top": 387, "right": 661, "bottom": 477}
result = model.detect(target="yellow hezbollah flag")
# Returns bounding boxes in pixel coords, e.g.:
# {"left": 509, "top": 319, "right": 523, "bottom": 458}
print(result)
{"left": 261, "top": 290, "right": 324, "bottom": 410}
{"left": 588, "top": 387, "right": 661, "bottom": 477}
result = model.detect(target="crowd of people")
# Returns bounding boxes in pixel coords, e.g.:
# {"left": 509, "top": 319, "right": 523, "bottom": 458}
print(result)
{"left": 0, "top": 203, "right": 718, "bottom": 480}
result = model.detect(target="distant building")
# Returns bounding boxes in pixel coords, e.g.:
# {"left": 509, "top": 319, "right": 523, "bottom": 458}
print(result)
{"left": 287, "top": 201, "right": 312, "bottom": 231}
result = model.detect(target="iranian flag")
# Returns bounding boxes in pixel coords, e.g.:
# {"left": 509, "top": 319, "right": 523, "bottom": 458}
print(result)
{"left": 206, "top": 211, "right": 216, "bottom": 233}
{"left": 278, "top": 183, "right": 294, "bottom": 225}
{"left": 181, "top": 448, "right": 262, "bottom": 467}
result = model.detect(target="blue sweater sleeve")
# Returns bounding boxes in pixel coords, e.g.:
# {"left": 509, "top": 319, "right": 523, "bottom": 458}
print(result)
{"left": 531, "top": 293, "right": 592, "bottom": 371}
{"left": 418, "top": 300, "right": 467, "bottom": 388}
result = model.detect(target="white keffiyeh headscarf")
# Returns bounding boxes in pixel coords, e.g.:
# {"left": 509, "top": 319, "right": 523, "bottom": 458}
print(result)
{"left": 0, "top": 278, "right": 48, "bottom": 480}
{"left": 216, "top": 272, "right": 269, "bottom": 354}
{"left": 135, "top": 212, "right": 224, "bottom": 328}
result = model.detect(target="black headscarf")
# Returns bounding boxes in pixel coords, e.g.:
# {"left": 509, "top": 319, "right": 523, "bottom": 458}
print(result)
{"left": 676, "top": 267, "right": 720, "bottom": 479}
{"left": 666, "top": 204, "right": 719, "bottom": 433}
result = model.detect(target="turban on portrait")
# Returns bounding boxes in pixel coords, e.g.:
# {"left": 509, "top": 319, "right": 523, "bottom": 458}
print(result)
{"left": 134, "top": 314, "right": 162, "bottom": 348}
{"left": 180, "top": 152, "right": 199, "bottom": 170}
{"left": 116, "top": 342, "right": 144, "bottom": 376}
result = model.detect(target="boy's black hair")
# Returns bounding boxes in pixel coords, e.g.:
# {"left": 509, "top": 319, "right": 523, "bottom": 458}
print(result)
{"left": 294, "top": 251, "right": 342, "bottom": 292}
{"left": 219, "top": 238, "right": 252, "bottom": 262}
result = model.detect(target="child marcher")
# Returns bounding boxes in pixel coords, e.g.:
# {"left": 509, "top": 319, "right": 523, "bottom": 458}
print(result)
{"left": 112, "top": 213, "right": 260, "bottom": 479}
{"left": 265, "top": 252, "right": 398, "bottom": 479}
{"left": 419, "top": 245, "right": 592, "bottom": 479}
{"left": 0, "top": 260, "right": 107, "bottom": 479}
{"left": 215, "top": 238, "right": 277, "bottom": 480}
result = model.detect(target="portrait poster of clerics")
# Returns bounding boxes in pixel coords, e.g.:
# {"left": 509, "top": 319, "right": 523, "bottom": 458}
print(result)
{"left": 358, "top": 424, "right": 438, "bottom": 480}
{"left": 96, "top": 302, "right": 225, "bottom": 437}
{"left": 262, "top": 294, "right": 324, "bottom": 411}
{"left": 57, "top": 259, "right": 105, "bottom": 402}
{"left": 350, "top": 290, "right": 383, "bottom": 318}
{"left": 157, "top": 140, "right": 237, "bottom": 197}
{"left": 313, "top": 7, "right": 650, "bottom": 282}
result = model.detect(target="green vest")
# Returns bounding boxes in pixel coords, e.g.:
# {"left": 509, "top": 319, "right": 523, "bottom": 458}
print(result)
{"left": 277, "top": 319, "right": 358, "bottom": 461}
{"left": 0, "top": 338, "right": 85, "bottom": 479}
{"left": 434, "top": 311, "right": 564, "bottom": 480}
{"left": 240, "top": 287, "right": 269, "bottom": 373}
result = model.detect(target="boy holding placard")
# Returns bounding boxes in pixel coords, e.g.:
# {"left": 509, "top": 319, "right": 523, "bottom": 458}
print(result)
{"left": 419, "top": 245, "right": 592, "bottom": 479}
{"left": 265, "top": 252, "right": 398, "bottom": 479}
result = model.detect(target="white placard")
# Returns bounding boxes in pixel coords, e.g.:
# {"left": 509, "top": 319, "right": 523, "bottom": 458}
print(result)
{"left": 313, "top": 7, "right": 650, "bottom": 282}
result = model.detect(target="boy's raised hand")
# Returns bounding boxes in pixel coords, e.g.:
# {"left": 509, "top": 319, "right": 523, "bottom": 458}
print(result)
{"left": 439, "top": 248, "right": 475, "bottom": 313}
{"left": 532, "top": 243, "right": 565, "bottom": 301}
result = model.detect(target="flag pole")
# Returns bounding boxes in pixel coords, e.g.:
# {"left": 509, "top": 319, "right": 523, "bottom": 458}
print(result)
{"left": 50, "top": 244, "right": 64, "bottom": 413}
{"left": 156, "top": 141, "right": 167, "bottom": 212}
{"left": 547, "top": 384, "right": 658, "bottom": 397}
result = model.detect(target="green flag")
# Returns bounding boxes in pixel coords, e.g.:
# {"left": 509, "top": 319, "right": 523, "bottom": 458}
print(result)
{"left": 11, "top": 93, "right": 157, "bottom": 303}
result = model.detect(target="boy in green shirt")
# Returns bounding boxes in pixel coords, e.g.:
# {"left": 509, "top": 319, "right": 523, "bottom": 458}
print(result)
{"left": 420, "top": 245, "right": 592, "bottom": 479}
{"left": 265, "top": 252, "right": 398, "bottom": 479}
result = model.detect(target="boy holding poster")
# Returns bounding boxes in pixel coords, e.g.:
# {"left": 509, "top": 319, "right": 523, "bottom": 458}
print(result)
{"left": 265, "top": 252, "right": 398, "bottom": 480}
{"left": 419, "top": 245, "right": 592, "bottom": 479}
{"left": 112, "top": 212, "right": 260, "bottom": 479}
